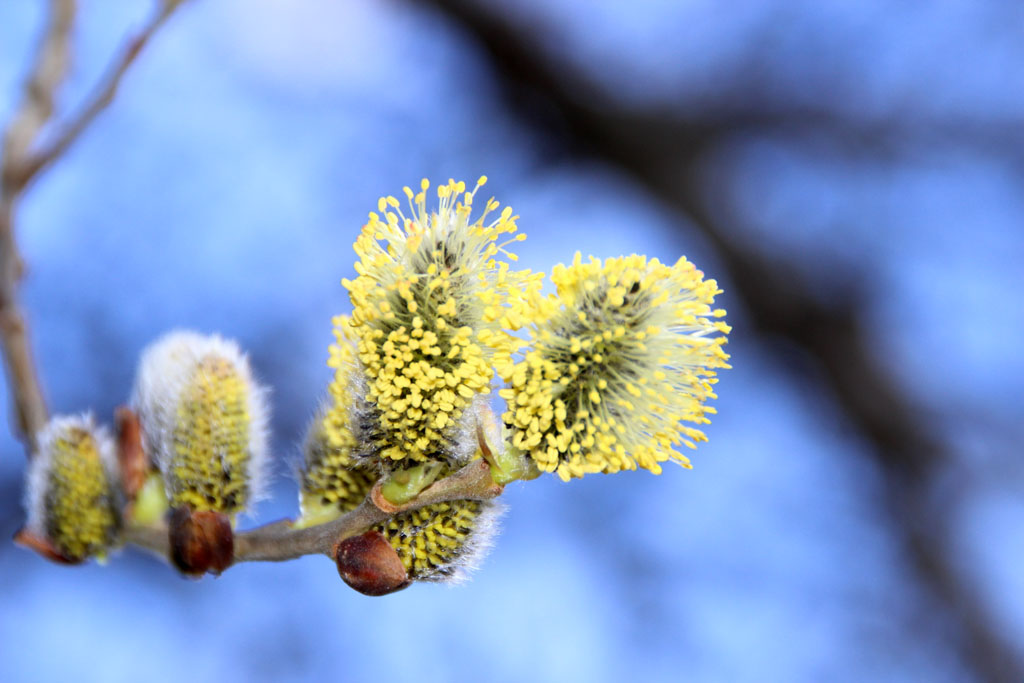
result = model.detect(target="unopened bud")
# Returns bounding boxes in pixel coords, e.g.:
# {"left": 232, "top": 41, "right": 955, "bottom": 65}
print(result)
{"left": 334, "top": 529, "right": 410, "bottom": 596}
{"left": 131, "top": 331, "right": 269, "bottom": 518}
{"left": 168, "top": 506, "right": 234, "bottom": 576}
{"left": 115, "top": 406, "right": 147, "bottom": 506}
{"left": 20, "top": 415, "right": 122, "bottom": 563}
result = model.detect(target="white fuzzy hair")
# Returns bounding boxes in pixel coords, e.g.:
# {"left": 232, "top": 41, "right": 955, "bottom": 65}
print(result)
{"left": 292, "top": 402, "right": 335, "bottom": 495}
{"left": 433, "top": 499, "right": 506, "bottom": 585}
{"left": 446, "top": 395, "right": 496, "bottom": 467}
{"left": 129, "top": 330, "right": 271, "bottom": 513}
{"left": 24, "top": 413, "right": 118, "bottom": 536}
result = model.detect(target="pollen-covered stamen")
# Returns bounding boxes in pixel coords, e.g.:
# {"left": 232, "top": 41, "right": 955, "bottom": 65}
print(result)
{"left": 375, "top": 498, "right": 502, "bottom": 583}
{"left": 339, "top": 178, "right": 541, "bottom": 467}
{"left": 499, "top": 252, "right": 730, "bottom": 481}
{"left": 23, "top": 415, "right": 122, "bottom": 563}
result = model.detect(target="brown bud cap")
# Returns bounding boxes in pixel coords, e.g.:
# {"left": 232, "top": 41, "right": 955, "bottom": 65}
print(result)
{"left": 14, "top": 528, "right": 80, "bottom": 565}
{"left": 169, "top": 507, "right": 234, "bottom": 576}
{"left": 115, "top": 406, "right": 147, "bottom": 503}
{"left": 334, "top": 530, "right": 411, "bottom": 596}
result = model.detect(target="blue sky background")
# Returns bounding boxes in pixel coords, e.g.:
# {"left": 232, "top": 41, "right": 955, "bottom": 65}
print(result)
{"left": 1, "top": 1, "right": 1022, "bottom": 681}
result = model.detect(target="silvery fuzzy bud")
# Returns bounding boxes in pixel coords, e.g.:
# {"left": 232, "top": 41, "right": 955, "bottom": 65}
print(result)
{"left": 20, "top": 415, "right": 122, "bottom": 563}
{"left": 130, "top": 331, "right": 270, "bottom": 517}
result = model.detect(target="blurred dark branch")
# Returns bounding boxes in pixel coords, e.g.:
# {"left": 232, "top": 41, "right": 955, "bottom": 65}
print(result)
{"left": 0, "top": 0, "right": 187, "bottom": 455}
{"left": 415, "top": 0, "right": 1022, "bottom": 680}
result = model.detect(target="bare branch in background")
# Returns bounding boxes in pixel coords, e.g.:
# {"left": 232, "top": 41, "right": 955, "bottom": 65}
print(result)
{"left": 17, "top": 2, "right": 185, "bottom": 185}
{"left": 0, "top": 0, "right": 76, "bottom": 452}
{"left": 411, "top": 0, "right": 1023, "bottom": 680}
{"left": 0, "top": 0, "right": 188, "bottom": 455}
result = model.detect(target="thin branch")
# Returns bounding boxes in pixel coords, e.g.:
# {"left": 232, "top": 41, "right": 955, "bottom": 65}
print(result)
{"left": 18, "top": 1, "right": 187, "bottom": 186}
{"left": 0, "top": 0, "right": 77, "bottom": 451}
{"left": 124, "top": 459, "right": 504, "bottom": 566}
{"left": 0, "top": 1, "right": 75, "bottom": 178}
{"left": 0, "top": 0, "right": 188, "bottom": 455}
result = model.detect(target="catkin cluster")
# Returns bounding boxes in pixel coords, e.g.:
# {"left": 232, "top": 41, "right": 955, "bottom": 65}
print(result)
{"left": 22, "top": 415, "right": 122, "bottom": 563}
{"left": 19, "top": 176, "right": 729, "bottom": 593}
{"left": 302, "top": 178, "right": 527, "bottom": 587}
{"left": 20, "top": 333, "right": 268, "bottom": 568}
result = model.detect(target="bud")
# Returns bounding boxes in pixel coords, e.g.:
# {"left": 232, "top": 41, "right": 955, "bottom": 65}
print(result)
{"left": 472, "top": 403, "right": 538, "bottom": 485}
{"left": 20, "top": 415, "right": 122, "bottom": 563}
{"left": 168, "top": 506, "right": 234, "bottom": 576}
{"left": 339, "top": 177, "right": 540, "bottom": 468}
{"left": 131, "top": 331, "right": 270, "bottom": 517}
{"left": 297, "top": 406, "right": 378, "bottom": 528}
{"left": 499, "top": 252, "right": 731, "bottom": 481}
{"left": 378, "top": 460, "right": 445, "bottom": 507}
{"left": 115, "top": 406, "right": 147, "bottom": 502}
{"left": 375, "top": 499, "right": 503, "bottom": 583}
{"left": 334, "top": 530, "right": 410, "bottom": 596}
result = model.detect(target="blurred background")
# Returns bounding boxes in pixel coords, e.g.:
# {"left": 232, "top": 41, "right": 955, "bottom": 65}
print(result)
{"left": 1, "top": 1, "right": 1022, "bottom": 681}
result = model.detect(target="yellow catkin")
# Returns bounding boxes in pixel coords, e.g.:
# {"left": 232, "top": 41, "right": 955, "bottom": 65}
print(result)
{"left": 499, "top": 252, "right": 731, "bottom": 481}
{"left": 171, "top": 355, "right": 252, "bottom": 513}
{"left": 301, "top": 315, "right": 383, "bottom": 525}
{"left": 300, "top": 409, "right": 377, "bottom": 520}
{"left": 30, "top": 417, "right": 120, "bottom": 561}
{"left": 322, "top": 315, "right": 387, "bottom": 463}
{"left": 375, "top": 499, "right": 492, "bottom": 582}
{"left": 132, "top": 331, "right": 269, "bottom": 519}
{"left": 331, "top": 178, "right": 541, "bottom": 467}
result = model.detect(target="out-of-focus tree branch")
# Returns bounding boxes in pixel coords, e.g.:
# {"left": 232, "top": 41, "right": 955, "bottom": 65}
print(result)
{"left": 0, "top": 0, "right": 76, "bottom": 453}
{"left": 411, "top": 1, "right": 1022, "bottom": 681}
{"left": 17, "top": 1, "right": 185, "bottom": 185}
{"left": 0, "top": 0, "right": 188, "bottom": 455}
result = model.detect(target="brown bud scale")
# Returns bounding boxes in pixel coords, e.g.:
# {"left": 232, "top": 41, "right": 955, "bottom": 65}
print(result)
{"left": 169, "top": 507, "right": 234, "bottom": 576}
{"left": 115, "top": 406, "right": 148, "bottom": 503}
{"left": 334, "top": 530, "right": 410, "bottom": 596}
{"left": 14, "top": 528, "right": 80, "bottom": 565}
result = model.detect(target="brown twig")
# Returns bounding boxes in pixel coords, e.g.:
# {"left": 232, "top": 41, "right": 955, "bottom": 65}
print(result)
{"left": 0, "top": 0, "right": 188, "bottom": 455}
{"left": 0, "top": 1, "right": 75, "bottom": 183}
{"left": 18, "top": 1, "right": 187, "bottom": 184}
{"left": 124, "top": 459, "right": 504, "bottom": 565}
{"left": 0, "top": 0, "right": 76, "bottom": 451}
